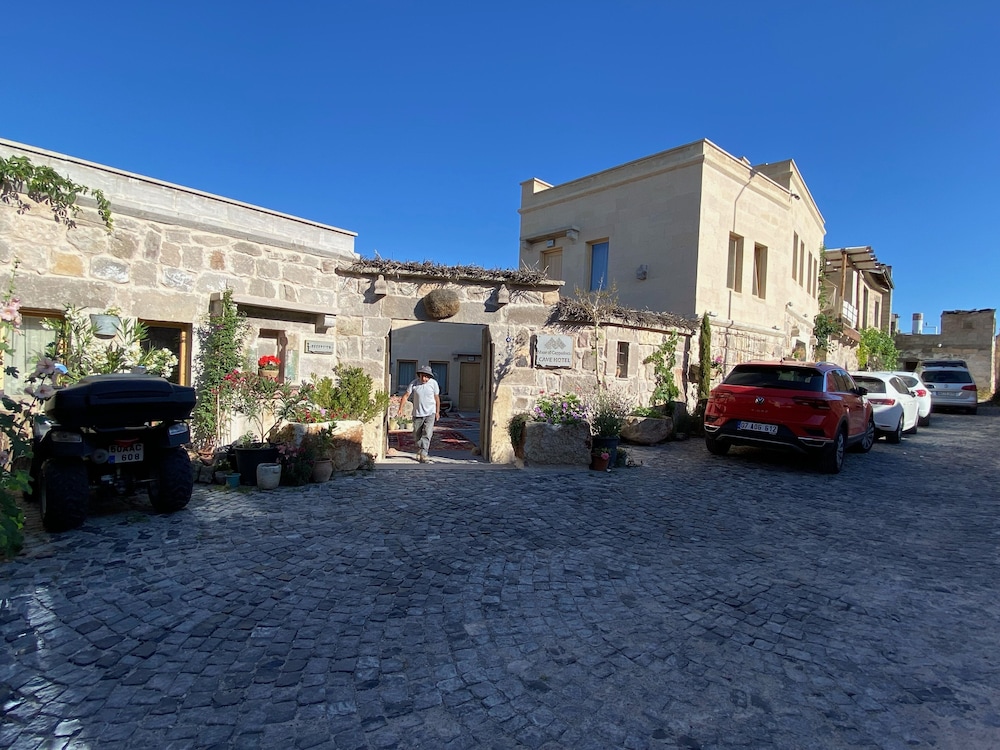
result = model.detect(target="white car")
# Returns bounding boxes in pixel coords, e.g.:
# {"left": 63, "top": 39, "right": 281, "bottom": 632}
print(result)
{"left": 919, "top": 364, "right": 978, "bottom": 415}
{"left": 891, "top": 371, "right": 933, "bottom": 427}
{"left": 849, "top": 372, "right": 920, "bottom": 443}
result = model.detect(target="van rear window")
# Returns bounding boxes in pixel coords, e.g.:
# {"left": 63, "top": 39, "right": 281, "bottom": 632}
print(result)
{"left": 922, "top": 370, "right": 974, "bottom": 384}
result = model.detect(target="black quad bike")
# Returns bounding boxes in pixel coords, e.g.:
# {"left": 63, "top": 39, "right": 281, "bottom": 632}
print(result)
{"left": 30, "top": 374, "right": 197, "bottom": 532}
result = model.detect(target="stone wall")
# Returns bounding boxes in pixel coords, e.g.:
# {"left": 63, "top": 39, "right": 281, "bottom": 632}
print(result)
{"left": 895, "top": 309, "right": 997, "bottom": 398}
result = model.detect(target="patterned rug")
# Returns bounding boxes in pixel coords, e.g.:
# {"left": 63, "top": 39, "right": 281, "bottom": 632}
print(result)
{"left": 388, "top": 429, "right": 476, "bottom": 453}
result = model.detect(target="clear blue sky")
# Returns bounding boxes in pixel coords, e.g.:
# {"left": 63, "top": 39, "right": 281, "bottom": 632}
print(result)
{"left": 4, "top": 1, "right": 998, "bottom": 332}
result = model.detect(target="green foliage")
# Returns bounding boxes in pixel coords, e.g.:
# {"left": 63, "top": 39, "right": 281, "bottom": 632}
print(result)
{"left": 643, "top": 333, "right": 680, "bottom": 406}
{"left": 630, "top": 405, "right": 662, "bottom": 418}
{"left": 192, "top": 290, "right": 250, "bottom": 449}
{"left": 812, "top": 312, "right": 842, "bottom": 353}
{"left": 858, "top": 327, "right": 899, "bottom": 370}
{"left": 507, "top": 412, "right": 531, "bottom": 448}
{"left": 310, "top": 365, "right": 390, "bottom": 423}
{"left": 0, "top": 261, "right": 51, "bottom": 559}
{"left": 587, "top": 386, "right": 634, "bottom": 437}
{"left": 218, "top": 370, "right": 312, "bottom": 445}
{"left": 698, "top": 313, "right": 712, "bottom": 400}
{"left": 1, "top": 154, "right": 113, "bottom": 231}
{"left": 42, "top": 307, "right": 177, "bottom": 383}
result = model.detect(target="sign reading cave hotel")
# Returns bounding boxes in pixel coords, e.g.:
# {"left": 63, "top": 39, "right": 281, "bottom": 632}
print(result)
{"left": 534, "top": 334, "right": 573, "bottom": 368}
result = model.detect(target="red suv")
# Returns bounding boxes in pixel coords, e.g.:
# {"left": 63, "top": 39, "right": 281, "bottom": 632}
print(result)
{"left": 703, "top": 360, "right": 875, "bottom": 473}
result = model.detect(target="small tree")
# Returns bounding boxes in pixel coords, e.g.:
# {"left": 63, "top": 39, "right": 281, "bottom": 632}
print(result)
{"left": 698, "top": 313, "right": 712, "bottom": 400}
{"left": 192, "top": 289, "right": 250, "bottom": 449}
{"left": 858, "top": 327, "right": 899, "bottom": 371}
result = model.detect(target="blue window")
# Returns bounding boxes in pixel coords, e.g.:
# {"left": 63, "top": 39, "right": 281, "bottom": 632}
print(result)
{"left": 397, "top": 360, "right": 416, "bottom": 393}
{"left": 430, "top": 362, "right": 449, "bottom": 394}
{"left": 590, "top": 241, "right": 609, "bottom": 291}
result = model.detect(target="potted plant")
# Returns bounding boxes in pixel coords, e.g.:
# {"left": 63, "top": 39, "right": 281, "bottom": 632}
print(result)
{"left": 587, "top": 385, "right": 633, "bottom": 461}
{"left": 218, "top": 369, "right": 309, "bottom": 484}
{"left": 590, "top": 449, "right": 611, "bottom": 471}
{"left": 302, "top": 425, "right": 337, "bottom": 483}
{"left": 258, "top": 354, "right": 281, "bottom": 380}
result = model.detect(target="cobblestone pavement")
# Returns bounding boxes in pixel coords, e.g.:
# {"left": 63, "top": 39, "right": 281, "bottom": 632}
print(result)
{"left": 3, "top": 409, "right": 1000, "bottom": 749}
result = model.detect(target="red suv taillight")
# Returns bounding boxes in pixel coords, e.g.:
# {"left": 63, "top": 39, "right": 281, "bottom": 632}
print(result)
{"left": 792, "top": 397, "right": 831, "bottom": 410}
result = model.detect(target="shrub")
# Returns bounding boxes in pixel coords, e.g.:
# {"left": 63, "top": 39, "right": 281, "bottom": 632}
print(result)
{"left": 507, "top": 412, "right": 531, "bottom": 448}
{"left": 310, "top": 365, "right": 390, "bottom": 423}
{"left": 532, "top": 392, "right": 587, "bottom": 425}
{"left": 587, "top": 386, "right": 634, "bottom": 437}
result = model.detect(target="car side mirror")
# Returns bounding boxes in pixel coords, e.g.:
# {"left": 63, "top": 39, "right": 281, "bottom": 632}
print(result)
{"left": 854, "top": 386, "right": 868, "bottom": 396}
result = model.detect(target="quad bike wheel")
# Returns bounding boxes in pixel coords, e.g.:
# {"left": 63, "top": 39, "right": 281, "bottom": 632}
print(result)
{"left": 40, "top": 458, "right": 89, "bottom": 532}
{"left": 147, "top": 447, "right": 194, "bottom": 513}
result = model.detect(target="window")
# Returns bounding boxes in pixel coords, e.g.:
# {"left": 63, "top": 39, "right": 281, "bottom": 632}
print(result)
{"left": 430, "top": 361, "right": 449, "bottom": 394}
{"left": 874, "top": 300, "right": 881, "bottom": 329}
{"left": 791, "top": 232, "right": 798, "bottom": 281}
{"left": 142, "top": 321, "right": 190, "bottom": 384}
{"left": 727, "top": 234, "right": 744, "bottom": 292}
{"left": 862, "top": 288, "right": 870, "bottom": 328}
{"left": 798, "top": 241, "right": 806, "bottom": 285}
{"left": 752, "top": 244, "right": 767, "bottom": 299}
{"left": 397, "top": 360, "right": 416, "bottom": 393}
{"left": 257, "top": 329, "right": 287, "bottom": 383}
{"left": 542, "top": 249, "right": 563, "bottom": 281}
{"left": 616, "top": 342, "right": 629, "bottom": 378}
{"left": 589, "top": 241, "right": 609, "bottom": 291}
{"left": 2, "top": 311, "right": 59, "bottom": 396}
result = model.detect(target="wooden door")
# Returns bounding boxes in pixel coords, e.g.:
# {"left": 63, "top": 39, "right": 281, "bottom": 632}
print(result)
{"left": 458, "top": 362, "right": 480, "bottom": 411}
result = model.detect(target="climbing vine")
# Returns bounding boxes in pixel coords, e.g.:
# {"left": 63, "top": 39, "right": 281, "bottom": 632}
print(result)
{"left": 698, "top": 313, "right": 712, "bottom": 400}
{"left": 0, "top": 154, "right": 113, "bottom": 232}
{"left": 643, "top": 333, "right": 680, "bottom": 406}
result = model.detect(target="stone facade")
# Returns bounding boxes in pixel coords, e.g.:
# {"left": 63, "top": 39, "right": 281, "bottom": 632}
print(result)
{"left": 1, "top": 138, "right": 695, "bottom": 465}
{"left": 518, "top": 139, "right": 827, "bottom": 364}
{"left": 894, "top": 309, "right": 997, "bottom": 399}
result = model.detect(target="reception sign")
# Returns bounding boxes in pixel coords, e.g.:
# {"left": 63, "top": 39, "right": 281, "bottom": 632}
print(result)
{"left": 535, "top": 334, "right": 574, "bottom": 368}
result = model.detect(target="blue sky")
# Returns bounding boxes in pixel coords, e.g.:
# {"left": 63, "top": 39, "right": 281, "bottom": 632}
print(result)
{"left": 4, "top": 1, "right": 998, "bottom": 332}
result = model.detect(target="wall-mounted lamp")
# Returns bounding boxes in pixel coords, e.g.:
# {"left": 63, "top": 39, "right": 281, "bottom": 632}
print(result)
{"left": 706, "top": 311, "right": 718, "bottom": 318}
{"left": 772, "top": 325, "right": 781, "bottom": 331}
{"left": 790, "top": 193, "right": 801, "bottom": 201}
{"left": 566, "top": 229, "right": 579, "bottom": 243}
{"left": 496, "top": 283, "right": 510, "bottom": 306}
{"left": 636, "top": 264, "right": 648, "bottom": 280}
{"left": 373, "top": 274, "right": 388, "bottom": 297}
{"left": 785, "top": 301, "right": 793, "bottom": 308}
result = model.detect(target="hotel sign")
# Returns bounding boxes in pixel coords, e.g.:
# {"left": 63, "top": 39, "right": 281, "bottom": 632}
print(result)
{"left": 535, "top": 334, "right": 573, "bottom": 368}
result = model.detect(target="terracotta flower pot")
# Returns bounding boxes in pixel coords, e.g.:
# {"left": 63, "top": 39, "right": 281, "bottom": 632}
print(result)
{"left": 258, "top": 367, "right": 279, "bottom": 381}
{"left": 590, "top": 454, "right": 611, "bottom": 471}
{"left": 311, "top": 459, "right": 334, "bottom": 483}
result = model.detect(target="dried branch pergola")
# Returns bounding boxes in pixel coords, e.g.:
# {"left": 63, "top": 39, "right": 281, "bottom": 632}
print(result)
{"left": 551, "top": 297, "right": 697, "bottom": 333}
{"left": 345, "top": 257, "right": 552, "bottom": 286}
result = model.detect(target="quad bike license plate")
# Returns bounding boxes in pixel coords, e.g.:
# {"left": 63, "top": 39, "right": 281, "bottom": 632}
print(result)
{"left": 109, "top": 442, "right": 144, "bottom": 463}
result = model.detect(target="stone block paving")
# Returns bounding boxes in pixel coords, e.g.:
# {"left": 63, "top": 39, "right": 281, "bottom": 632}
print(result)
{"left": 3, "top": 409, "right": 1000, "bottom": 748}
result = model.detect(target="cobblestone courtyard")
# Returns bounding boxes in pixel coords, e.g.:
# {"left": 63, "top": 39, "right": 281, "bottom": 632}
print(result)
{"left": 3, "top": 409, "right": 999, "bottom": 749}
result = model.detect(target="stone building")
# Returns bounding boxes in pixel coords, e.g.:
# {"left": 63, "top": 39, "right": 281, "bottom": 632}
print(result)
{"left": 1, "top": 138, "right": 692, "bottom": 464}
{"left": 894, "top": 309, "right": 997, "bottom": 399}
{"left": 518, "top": 139, "right": 826, "bottom": 369}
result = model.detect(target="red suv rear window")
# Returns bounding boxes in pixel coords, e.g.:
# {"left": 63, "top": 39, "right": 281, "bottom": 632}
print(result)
{"left": 725, "top": 365, "right": 825, "bottom": 392}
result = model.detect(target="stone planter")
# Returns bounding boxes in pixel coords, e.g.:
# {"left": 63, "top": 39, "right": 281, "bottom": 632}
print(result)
{"left": 258, "top": 367, "right": 279, "bottom": 380}
{"left": 620, "top": 416, "right": 673, "bottom": 445}
{"left": 521, "top": 422, "right": 591, "bottom": 466}
{"left": 234, "top": 446, "right": 280, "bottom": 485}
{"left": 256, "top": 462, "right": 282, "bottom": 489}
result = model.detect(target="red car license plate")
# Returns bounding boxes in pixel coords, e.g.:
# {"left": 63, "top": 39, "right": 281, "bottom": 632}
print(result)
{"left": 109, "top": 442, "right": 144, "bottom": 464}
{"left": 737, "top": 421, "right": 778, "bottom": 435}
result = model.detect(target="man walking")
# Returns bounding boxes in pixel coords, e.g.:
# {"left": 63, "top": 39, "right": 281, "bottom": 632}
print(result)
{"left": 401, "top": 365, "right": 440, "bottom": 463}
